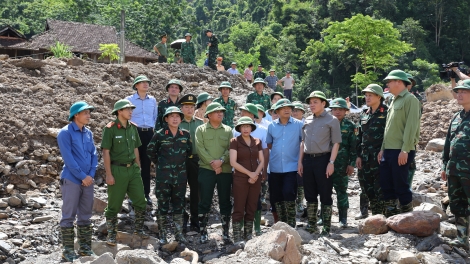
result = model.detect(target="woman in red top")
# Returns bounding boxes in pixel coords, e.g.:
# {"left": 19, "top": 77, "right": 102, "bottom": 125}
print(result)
{"left": 230, "top": 117, "right": 264, "bottom": 243}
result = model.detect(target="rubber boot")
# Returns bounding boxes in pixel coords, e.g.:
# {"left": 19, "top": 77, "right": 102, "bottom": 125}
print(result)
{"left": 77, "top": 224, "right": 95, "bottom": 256}
{"left": 232, "top": 221, "right": 243, "bottom": 243}
{"left": 355, "top": 194, "right": 369, "bottom": 219}
{"left": 296, "top": 186, "right": 305, "bottom": 213}
{"left": 157, "top": 215, "right": 168, "bottom": 244}
{"left": 305, "top": 202, "right": 318, "bottom": 234}
{"left": 198, "top": 214, "right": 209, "bottom": 244}
{"left": 383, "top": 199, "right": 399, "bottom": 217}
{"left": 254, "top": 210, "right": 262, "bottom": 236}
{"left": 272, "top": 212, "right": 279, "bottom": 223}
{"left": 317, "top": 205, "right": 323, "bottom": 226}
{"left": 400, "top": 202, "right": 413, "bottom": 214}
{"left": 190, "top": 216, "right": 200, "bottom": 232}
{"left": 449, "top": 216, "right": 470, "bottom": 250}
{"left": 320, "top": 205, "right": 332, "bottom": 237}
{"left": 61, "top": 227, "right": 77, "bottom": 262}
{"left": 221, "top": 215, "right": 231, "bottom": 241}
{"left": 244, "top": 221, "right": 254, "bottom": 241}
{"left": 338, "top": 207, "right": 348, "bottom": 228}
{"left": 183, "top": 212, "right": 189, "bottom": 233}
{"left": 173, "top": 214, "right": 188, "bottom": 244}
{"left": 285, "top": 201, "right": 297, "bottom": 228}
{"left": 370, "top": 198, "right": 383, "bottom": 215}
{"left": 276, "top": 201, "right": 287, "bottom": 223}
{"left": 106, "top": 217, "right": 118, "bottom": 246}
{"left": 134, "top": 210, "right": 149, "bottom": 238}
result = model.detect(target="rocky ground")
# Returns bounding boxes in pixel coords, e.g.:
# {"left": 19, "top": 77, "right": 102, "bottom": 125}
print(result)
{"left": 0, "top": 57, "right": 467, "bottom": 264}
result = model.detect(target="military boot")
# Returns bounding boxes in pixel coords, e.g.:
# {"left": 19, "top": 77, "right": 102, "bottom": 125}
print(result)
{"left": 190, "top": 216, "right": 200, "bottom": 231}
{"left": 296, "top": 186, "right": 305, "bottom": 213}
{"left": 198, "top": 214, "right": 209, "bottom": 244}
{"left": 355, "top": 194, "right": 369, "bottom": 219}
{"left": 285, "top": 201, "right": 297, "bottom": 228}
{"left": 173, "top": 214, "right": 188, "bottom": 244}
{"left": 338, "top": 207, "right": 348, "bottom": 228}
{"left": 106, "top": 217, "right": 118, "bottom": 246}
{"left": 183, "top": 212, "right": 189, "bottom": 233}
{"left": 244, "top": 221, "right": 254, "bottom": 241}
{"left": 449, "top": 216, "right": 470, "bottom": 250}
{"left": 370, "top": 198, "right": 384, "bottom": 215}
{"left": 305, "top": 202, "right": 318, "bottom": 234}
{"left": 61, "top": 227, "right": 77, "bottom": 262}
{"left": 221, "top": 215, "right": 231, "bottom": 241}
{"left": 157, "top": 215, "right": 168, "bottom": 244}
{"left": 383, "top": 199, "right": 399, "bottom": 217}
{"left": 254, "top": 210, "right": 262, "bottom": 236}
{"left": 77, "top": 224, "right": 95, "bottom": 256}
{"left": 317, "top": 205, "right": 324, "bottom": 226}
{"left": 400, "top": 202, "right": 413, "bottom": 214}
{"left": 320, "top": 205, "right": 332, "bottom": 237}
{"left": 232, "top": 221, "right": 243, "bottom": 243}
{"left": 276, "top": 201, "right": 287, "bottom": 223}
{"left": 134, "top": 210, "right": 149, "bottom": 238}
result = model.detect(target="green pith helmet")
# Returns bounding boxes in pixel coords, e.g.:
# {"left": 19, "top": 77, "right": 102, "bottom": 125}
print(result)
{"left": 255, "top": 104, "right": 266, "bottom": 118}
{"left": 273, "top": 98, "right": 294, "bottom": 113}
{"left": 293, "top": 102, "right": 306, "bottom": 113}
{"left": 68, "top": 101, "right": 94, "bottom": 121}
{"left": 268, "top": 104, "right": 275, "bottom": 114}
{"left": 383, "top": 70, "right": 411, "bottom": 85}
{"left": 362, "top": 84, "right": 384, "bottom": 98}
{"left": 178, "top": 94, "right": 197, "bottom": 105}
{"left": 184, "top": 33, "right": 192, "bottom": 38}
{"left": 329, "top": 98, "right": 349, "bottom": 110}
{"left": 165, "top": 79, "right": 183, "bottom": 92}
{"left": 218, "top": 81, "right": 233, "bottom": 91}
{"left": 453, "top": 79, "right": 470, "bottom": 91}
{"left": 112, "top": 99, "right": 136, "bottom": 115}
{"left": 270, "top": 92, "right": 284, "bottom": 101}
{"left": 252, "top": 78, "right": 267, "bottom": 88}
{"left": 163, "top": 106, "right": 184, "bottom": 121}
{"left": 406, "top": 73, "right": 416, "bottom": 87}
{"left": 196, "top": 92, "right": 213, "bottom": 106}
{"left": 235, "top": 116, "right": 257, "bottom": 133}
{"left": 305, "top": 91, "right": 329, "bottom": 108}
{"left": 204, "top": 102, "right": 226, "bottom": 118}
{"left": 132, "top": 75, "right": 151, "bottom": 90}
{"left": 239, "top": 103, "right": 259, "bottom": 119}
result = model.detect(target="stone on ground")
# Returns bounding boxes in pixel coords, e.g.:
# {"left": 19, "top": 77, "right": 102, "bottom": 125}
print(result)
{"left": 386, "top": 211, "right": 440, "bottom": 236}
{"left": 413, "top": 202, "right": 448, "bottom": 220}
{"left": 425, "top": 138, "right": 445, "bottom": 152}
{"left": 115, "top": 248, "right": 166, "bottom": 264}
{"left": 359, "top": 214, "right": 389, "bottom": 235}
{"left": 387, "top": 250, "right": 419, "bottom": 264}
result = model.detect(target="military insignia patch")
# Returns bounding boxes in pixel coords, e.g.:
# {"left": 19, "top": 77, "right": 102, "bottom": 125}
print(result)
{"left": 189, "top": 96, "right": 193, "bottom": 100}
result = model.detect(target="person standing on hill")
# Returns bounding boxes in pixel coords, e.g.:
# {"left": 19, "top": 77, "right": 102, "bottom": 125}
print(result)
{"left": 278, "top": 71, "right": 295, "bottom": 101}
{"left": 181, "top": 33, "right": 196, "bottom": 65}
{"left": 155, "top": 79, "right": 183, "bottom": 130}
{"left": 244, "top": 63, "right": 254, "bottom": 83}
{"left": 265, "top": 69, "right": 279, "bottom": 91}
{"left": 254, "top": 65, "right": 266, "bottom": 80}
{"left": 205, "top": 30, "right": 219, "bottom": 70}
{"left": 153, "top": 33, "right": 169, "bottom": 63}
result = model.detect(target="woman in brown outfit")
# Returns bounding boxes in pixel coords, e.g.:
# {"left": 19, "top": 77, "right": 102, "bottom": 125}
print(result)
{"left": 230, "top": 117, "right": 264, "bottom": 243}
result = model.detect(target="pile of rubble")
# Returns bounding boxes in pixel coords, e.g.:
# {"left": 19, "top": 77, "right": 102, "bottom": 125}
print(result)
{"left": 419, "top": 99, "right": 461, "bottom": 147}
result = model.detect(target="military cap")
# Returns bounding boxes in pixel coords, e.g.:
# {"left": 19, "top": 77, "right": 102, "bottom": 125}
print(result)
{"left": 273, "top": 98, "right": 294, "bottom": 113}
{"left": 293, "top": 102, "right": 306, "bottom": 113}
{"left": 112, "top": 99, "right": 135, "bottom": 115}
{"left": 196, "top": 92, "right": 213, "bottom": 107}
{"left": 305, "top": 91, "right": 329, "bottom": 108}
{"left": 178, "top": 94, "right": 197, "bottom": 105}
{"left": 184, "top": 33, "right": 192, "bottom": 38}
{"left": 205, "top": 102, "right": 226, "bottom": 118}
{"left": 255, "top": 104, "right": 266, "bottom": 118}
{"left": 252, "top": 78, "right": 266, "bottom": 88}
{"left": 239, "top": 103, "right": 259, "bottom": 119}
{"left": 68, "top": 101, "right": 94, "bottom": 121}
{"left": 165, "top": 79, "right": 183, "bottom": 92}
{"left": 218, "top": 81, "right": 233, "bottom": 91}
{"left": 132, "top": 75, "right": 151, "bottom": 91}
{"left": 362, "top": 84, "right": 384, "bottom": 98}
{"left": 268, "top": 104, "right": 275, "bottom": 114}
{"left": 406, "top": 73, "right": 416, "bottom": 87}
{"left": 235, "top": 116, "right": 257, "bottom": 133}
{"left": 205, "top": 29, "right": 213, "bottom": 33}
{"left": 453, "top": 79, "right": 470, "bottom": 91}
{"left": 383, "top": 70, "right": 411, "bottom": 85}
{"left": 269, "top": 69, "right": 275, "bottom": 72}
{"left": 163, "top": 106, "right": 184, "bottom": 121}
{"left": 286, "top": 71, "right": 291, "bottom": 74}
{"left": 329, "top": 98, "right": 349, "bottom": 110}
{"left": 270, "top": 92, "right": 284, "bottom": 101}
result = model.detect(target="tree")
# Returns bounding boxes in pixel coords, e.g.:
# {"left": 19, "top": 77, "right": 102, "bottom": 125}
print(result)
{"left": 98, "top": 43, "right": 120, "bottom": 63}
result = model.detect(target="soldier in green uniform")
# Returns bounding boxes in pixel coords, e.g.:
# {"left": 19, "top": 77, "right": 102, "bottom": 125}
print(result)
{"left": 441, "top": 79, "right": 470, "bottom": 250}
{"left": 317, "top": 98, "right": 356, "bottom": 228}
{"left": 155, "top": 79, "right": 183, "bottom": 130}
{"left": 213, "top": 81, "right": 237, "bottom": 128}
{"left": 101, "top": 99, "right": 148, "bottom": 246}
{"left": 147, "top": 106, "right": 192, "bottom": 244}
{"left": 178, "top": 94, "right": 204, "bottom": 232}
{"left": 253, "top": 65, "right": 267, "bottom": 80}
{"left": 355, "top": 84, "right": 388, "bottom": 219}
{"left": 181, "top": 33, "right": 196, "bottom": 65}
{"left": 246, "top": 78, "right": 271, "bottom": 111}
{"left": 405, "top": 73, "right": 422, "bottom": 190}
{"left": 205, "top": 29, "right": 219, "bottom": 70}
{"left": 153, "top": 33, "right": 168, "bottom": 63}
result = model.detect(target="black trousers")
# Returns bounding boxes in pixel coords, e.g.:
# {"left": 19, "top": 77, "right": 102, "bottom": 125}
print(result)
{"left": 137, "top": 129, "right": 154, "bottom": 197}
{"left": 380, "top": 149, "right": 415, "bottom": 205}
{"left": 158, "top": 56, "right": 167, "bottom": 63}
{"left": 186, "top": 156, "right": 199, "bottom": 220}
{"left": 303, "top": 154, "right": 333, "bottom": 205}
{"left": 269, "top": 171, "right": 297, "bottom": 206}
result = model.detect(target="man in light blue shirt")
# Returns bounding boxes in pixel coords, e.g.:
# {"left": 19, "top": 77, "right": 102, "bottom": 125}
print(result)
{"left": 57, "top": 101, "right": 98, "bottom": 261}
{"left": 227, "top": 62, "right": 240, "bottom": 75}
{"left": 125, "top": 75, "right": 158, "bottom": 205}
{"left": 266, "top": 99, "right": 303, "bottom": 228}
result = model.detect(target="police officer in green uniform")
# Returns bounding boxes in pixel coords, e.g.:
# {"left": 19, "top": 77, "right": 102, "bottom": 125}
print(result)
{"left": 213, "top": 81, "right": 237, "bottom": 128}
{"left": 441, "top": 79, "right": 470, "bottom": 250}
{"left": 101, "top": 99, "right": 148, "bottom": 246}
{"left": 317, "top": 98, "right": 356, "bottom": 228}
{"left": 178, "top": 94, "right": 204, "bottom": 232}
{"left": 246, "top": 78, "right": 271, "bottom": 111}
{"left": 147, "top": 106, "right": 192, "bottom": 245}
{"left": 155, "top": 79, "right": 183, "bottom": 130}
{"left": 205, "top": 29, "right": 219, "bottom": 70}
{"left": 181, "top": 33, "right": 196, "bottom": 65}
{"left": 355, "top": 84, "right": 388, "bottom": 219}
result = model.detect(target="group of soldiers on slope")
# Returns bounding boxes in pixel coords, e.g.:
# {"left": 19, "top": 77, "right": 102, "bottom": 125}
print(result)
{"left": 57, "top": 67, "right": 470, "bottom": 261}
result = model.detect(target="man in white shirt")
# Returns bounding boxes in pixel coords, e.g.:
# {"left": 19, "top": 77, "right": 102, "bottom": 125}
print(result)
{"left": 278, "top": 71, "right": 295, "bottom": 101}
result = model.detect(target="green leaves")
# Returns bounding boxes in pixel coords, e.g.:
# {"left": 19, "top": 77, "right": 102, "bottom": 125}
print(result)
{"left": 49, "top": 41, "right": 73, "bottom": 58}
{"left": 98, "top": 43, "right": 120, "bottom": 62}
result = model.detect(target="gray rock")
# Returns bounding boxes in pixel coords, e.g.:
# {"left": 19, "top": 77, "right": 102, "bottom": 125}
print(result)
{"left": 0, "top": 232, "right": 7, "bottom": 240}
{"left": 6, "top": 156, "right": 23, "bottom": 163}
{"left": 115, "top": 249, "right": 165, "bottom": 264}
{"left": 372, "top": 243, "right": 389, "bottom": 261}
{"left": 439, "top": 222, "right": 457, "bottom": 238}
{"left": 414, "top": 202, "right": 448, "bottom": 220}
{"left": 202, "top": 251, "right": 223, "bottom": 262}
{"left": 8, "top": 196, "right": 22, "bottom": 207}
{"left": 15, "top": 193, "right": 27, "bottom": 205}
{"left": 16, "top": 168, "right": 31, "bottom": 176}
{"left": 416, "top": 252, "right": 448, "bottom": 264}
{"left": 90, "top": 252, "right": 115, "bottom": 264}
{"left": 426, "top": 138, "right": 445, "bottom": 152}
{"left": 0, "top": 240, "right": 12, "bottom": 253}
{"left": 29, "top": 197, "right": 47, "bottom": 206}
{"left": 387, "top": 250, "right": 419, "bottom": 264}
{"left": 32, "top": 215, "right": 54, "bottom": 223}
{"left": 297, "top": 228, "right": 314, "bottom": 244}
{"left": 416, "top": 234, "right": 443, "bottom": 251}
{"left": 0, "top": 201, "right": 7, "bottom": 208}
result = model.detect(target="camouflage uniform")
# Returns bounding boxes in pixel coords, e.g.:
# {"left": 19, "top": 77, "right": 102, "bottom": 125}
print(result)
{"left": 207, "top": 33, "right": 219, "bottom": 70}
{"left": 356, "top": 104, "right": 388, "bottom": 215}
{"left": 213, "top": 96, "right": 237, "bottom": 128}
{"left": 181, "top": 41, "right": 196, "bottom": 65}
{"left": 246, "top": 92, "right": 271, "bottom": 111}
{"left": 155, "top": 97, "right": 180, "bottom": 131}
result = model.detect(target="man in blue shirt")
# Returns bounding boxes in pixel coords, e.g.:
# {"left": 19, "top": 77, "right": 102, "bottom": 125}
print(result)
{"left": 266, "top": 99, "right": 303, "bottom": 228}
{"left": 227, "top": 62, "right": 240, "bottom": 75}
{"left": 125, "top": 75, "right": 158, "bottom": 205}
{"left": 57, "top": 101, "right": 98, "bottom": 262}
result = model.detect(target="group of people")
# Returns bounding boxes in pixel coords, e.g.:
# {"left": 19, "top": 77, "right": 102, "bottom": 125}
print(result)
{"left": 57, "top": 65, "right": 470, "bottom": 261}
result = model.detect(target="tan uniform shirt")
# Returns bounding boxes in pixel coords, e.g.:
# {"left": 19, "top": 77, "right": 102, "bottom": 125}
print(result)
{"left": 302, "top": 111, "right": 342, "bottom": 153}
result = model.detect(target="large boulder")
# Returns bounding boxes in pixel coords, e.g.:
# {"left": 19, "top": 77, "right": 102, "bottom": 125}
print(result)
{"left": 425, "top": 138, "right": 445, "bottom": 152}
{"left": 414, "top": 202, "right": 448, "bottom": 220}
{"left": 386, "top": 211, "right": 440, "bottom": 237}
{"left": 359, "top": 214, "right": 389, "bottom": 235}
{"left": 271, "top": 222, "right": 301, "bottom": 247}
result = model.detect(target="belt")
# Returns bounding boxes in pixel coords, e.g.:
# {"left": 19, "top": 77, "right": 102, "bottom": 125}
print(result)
{"left": 111, "top": 161, "right": 135, "bottom": 167}
{"left": 304, "top": 152, "right": 330, "bottom": 158}
{"left": 137, "top": 127, "right": 153, "bottom": 132}
{"left": 188, "top": 154, "right": 199, "bottom": 159}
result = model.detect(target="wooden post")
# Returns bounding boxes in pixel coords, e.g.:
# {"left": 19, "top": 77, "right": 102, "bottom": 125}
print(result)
{"left": 120, "top": 10, "right": 126, "bottom": 64}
